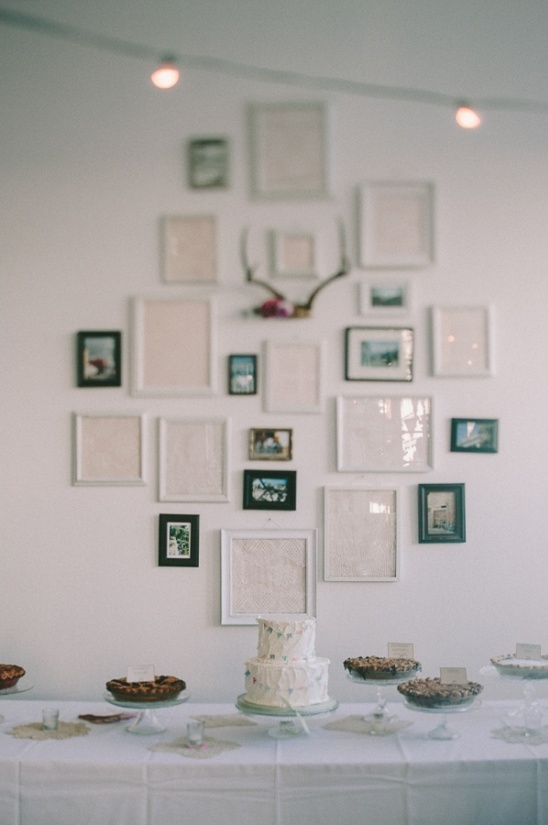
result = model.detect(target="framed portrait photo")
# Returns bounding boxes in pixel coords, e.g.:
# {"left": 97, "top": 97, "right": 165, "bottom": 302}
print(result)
{"left": 345, "top": 326, "right": 414, "bottom": 382}
{"left": 228, "top": 354, "right": 257, "bottom": 395}
{"left": 158, "top": 514, "right": 199, "bottom": 567}
{"left": 243, "top": 469, "right": 296, "bottom": 510}
{"left": 76, "top": 331, "right": 121, "bottom": 387}
{"left": 418, "top": 484, "right": 466, "bottom": 543}
{"left": 249, "top": 428, "right": 293, "bottom": 461}
{"left": 450, "top": 418, "right": 498, "bottom": 453}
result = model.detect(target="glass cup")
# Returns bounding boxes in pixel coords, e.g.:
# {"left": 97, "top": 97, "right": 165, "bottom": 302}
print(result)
{"left": 42, "top": 708, "right": 59, "bottom": 731}
{"left": 187, "top": 719, "right": 205, "bottom": 746}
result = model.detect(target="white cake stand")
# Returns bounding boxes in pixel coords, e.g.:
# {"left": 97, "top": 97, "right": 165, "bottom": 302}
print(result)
{"left": 346, "top": 670, "right": 417, "bottom": 733}
{"left": 403, "top": 699, "right": 480, "bottom": 740}
{"left": 0, "top": 680, "right": 34, "bottom": 723}
{"left": 236, "top": 694, "right": 338, "bottom": 738}
{"left": 104, "top": 690, "right": 190, "bottom": 734}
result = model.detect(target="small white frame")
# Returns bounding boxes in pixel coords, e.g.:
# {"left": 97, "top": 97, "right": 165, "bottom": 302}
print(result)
{"left": 248, "top": 101, "right": 331, "bottom": 199}
{"left": 359, "top": 181, "right": 434, "bottom": 268}
{"left": 324, "top": 487, "right": 399, "bottom": 581}
{"left": 131, "top": 296, "right": 217, "bottom": 397}
{"left": 359, "top": 278, "right": 412, "bottom": 317}
{"left": 337, "top": 395, "right": 433, "bottom": 472}
{"left": 264, "top": 340, "right": 324, "bottom": 413}
{"left": 431, "top": 306, "right": 494, "bottom": 377}
{"left": 73, "top": 412, "right": 146, "bottom": 486}
{"left": 159, "top": 417, "right": 230, "bottom": 502}
{"left": 268, "top": 229, "right": 318, "bottom": 279}
{"left": 161, "top": 215, "right": 217, "bottom": 284}
{"left": 221, "top": 528, "right": 317, "bottom": 625}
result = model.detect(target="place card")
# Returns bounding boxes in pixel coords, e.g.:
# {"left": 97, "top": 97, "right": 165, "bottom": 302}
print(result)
{"left": 516, "top": 643, "right": 541, "bottom": 660}
{"left": 387, "top": 642, "right": 414, "bottom": 659}
{"left": 127, "top": 665, "right": 155, "bottom": 683}
{"left": 440, "top": 667, "right": 467, "bottom": 685}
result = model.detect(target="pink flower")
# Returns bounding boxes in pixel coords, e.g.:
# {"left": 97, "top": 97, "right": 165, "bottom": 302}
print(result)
{"left": 255, "top": 298, "right": 294, "bottom": 318}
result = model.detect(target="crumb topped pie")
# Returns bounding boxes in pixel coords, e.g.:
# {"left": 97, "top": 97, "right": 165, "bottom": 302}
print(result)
{"left": 344, "top": 656, "right": 421, "bottom": 681}
{"left": 397, "top": 677, "right": 483, "bottom": 708}
{"left": 106, "top": 675, "right": 186, "bottom": 703}
{"left": 0, "top": 664, "right": 25, "bottom": 690}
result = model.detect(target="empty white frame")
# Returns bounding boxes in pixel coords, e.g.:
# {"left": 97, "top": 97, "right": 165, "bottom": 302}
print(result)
{"left": 324, "top": 487, "right": 399, "bottom": 581}
{"left": 131, "top": 296, "right": 217, "bottom": 396}
{"left": 159, "top": 417, "right": 230, "bottom": 502}
{"left": 264, "top": 340, "right": 324, "bottom": 413}
{"left": 337, "top": 395, "right": 433, "bottom": 472}
{"left": 248, "top": 102, "right": 331, "bottom": 198}
{"left": 269, "top": 229, "right": 318, "bottom": 279}
{"left": 161, "top": 215, "right": 217, "bottom": 284}
{"left": 359, "top": 181, "right": 434, "bottom": 268}
{"left": 432, "top": 306, "right": 494, "bottom": 377}
{"left": 221, "top": 528, "right": 317, "bottom": 625}
{"left": 73, "top": 412, "right": 145, "bottom": 486}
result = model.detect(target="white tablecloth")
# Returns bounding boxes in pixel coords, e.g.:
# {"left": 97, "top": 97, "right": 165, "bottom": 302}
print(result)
{"left": 0, "top": 698, "right": 546, "bottom": 825}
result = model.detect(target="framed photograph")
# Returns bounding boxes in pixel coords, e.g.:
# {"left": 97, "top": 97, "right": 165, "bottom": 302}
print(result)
{"left": 228, "top": 354, "right": 257, "bottom": 395}
{"left": 359, "top": 279, "right": 412, "bottom": 317}
{"left": 73, "top": 412, "right": 145, "bottom": 486}
{"left": 359, "top": 181, "right": 434, "bottom": 268}
{"left": 243, "top": 469, "right": 296, "bottom": 510}
{"left": 248, "top": 101, "right": 331, "bottom": 199}
{"left": 264, "top": 340, "right": 323, "bottom": 413}
{"left": 161, "top": 215, "right": 217, "bottom": 284}
{"left": 159, "top": 417, "right": 230, "bottom": 502}
{"left": 345, "top": 326, "right": 414, "bottom": 382}
{"left": 187, "top": 137, "right": 229, "bottom": 189}
{"left": 220, "top": 528, "right": 317, "bottom": 625}
{"left": 431, "top": 306, "right": 494, "bottom": 377}
{"left": 158, "top": 514, "right": 199, "bottom": 567}
{"left": 450, "top": 418, "right": 499, "bottom": 453}
{"left": 76, "top": 331, "right": 121, "bottom": 387}
{"left": 249, "top": 428, "right": 293, "bottom": 461}
{"left": 418, "top": 484, "right": 466, "bottom": 543}
{"left": 131, "top": 296, "right": 217, "bottom": 396}
{"left": 324, "top": 487, "right": 399, "bottom": 581}
{"left": 269, "top": 229, "right": 317, "bottom": 278}
{"left": 337, "top": 395, "right": 433, "bottom": 472}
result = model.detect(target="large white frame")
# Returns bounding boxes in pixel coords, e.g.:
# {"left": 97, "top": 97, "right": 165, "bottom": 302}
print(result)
{"left": 159, "top": 417, "right": 230, "bottom": 502}
{"left": 73, "top": 412, "right": 146, "bottom": 486}
{"left": 220, "top": 528, "right": 317, "bottom": 625}
{"left": 431, "top": 306, "right": 494, "bottom": 377}
{"left": 264, "top": 340, "right": 324, "bottom": 413}
{"left": 323, "top": 487, "right": 399, "bottom": 581}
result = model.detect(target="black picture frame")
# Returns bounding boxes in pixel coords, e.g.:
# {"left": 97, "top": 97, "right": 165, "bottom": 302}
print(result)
{"left": 243, "top": 469, "right": 297, "bottom": 510}
{"left": 450, "top": 418, "right": 498, "bottom": 453}
{"left": 418, "top": 484, "right": 466, "bottom": 543}
{"left": 187, "top": 137, "right": 229, "bottom": 189}
{"left": 228, "top": 354, "right": 257, "bottom": 395}
{"left": 158, "top": 514, "right": 200, "bottom": 567}
{"left": 76, "top": 330, "right": 121, "bottom": 387}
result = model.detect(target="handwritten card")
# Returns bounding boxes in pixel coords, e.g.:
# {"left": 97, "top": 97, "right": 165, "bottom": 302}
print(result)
{"left": 387, "top": 643, "right": 415, "bottom": 659}
{"left": 440, "top": 667, "right": 467, "bottom": 685}
{"left": 515, "top": 643, "right": 541, "bottom": 660}
{"left": 127, "top": 665, "right": 155, "bottom": 683}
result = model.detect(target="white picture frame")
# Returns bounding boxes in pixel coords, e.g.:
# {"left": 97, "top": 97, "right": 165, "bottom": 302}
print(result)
{"left": 159, "top": 417, "right": 230, "bottom": 502}
{"left": 336, "top": 395, "right": 433, "bottom": 472}
{"left": 359, "top": 181, "right": 434, "bottom": 268}
{"left": 359, "top": 278, "right": 412, "bottom": 317}
{"left": 248, "top": 101, "right": 331, "bottom": 199}
{"left": 268, "top": 229, "right": 318, "bottom": 279}
{"left": 264, "top": 340, "right": 324, "bottom": 413}
{"left": 323, "top": 487, "right": 399, "bottom": 581}
{"left": 131, "top": 296, "right": 217, "bottom": 396}
{"left": 161, "top": 215, "right": 217, "bottom": 283}
{"left": 73, "top": 412, "right": 146, "bottom": 486}
{"left": 345, "top": 326, "right": 414, "bottom": 382}
{"left": 431, "top": 306, "right": 494, "bottom": 377}
{"left": 220, "top": 528, "right": 317, "bottom": 625}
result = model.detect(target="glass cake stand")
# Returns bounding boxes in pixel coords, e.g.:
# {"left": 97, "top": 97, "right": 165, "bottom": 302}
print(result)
{"left": 236, "top": 694, "right": 339, "bottom": 739}
{"left": 0, "top": 680, "right": 33, "bottom": 722}
{"left": 346, "top": 670, "right": 415, "bottom": 733}
{"left": 480, "top": 663, "right": 548, "bottom": 738}
{"left": 403, "top": 699, "right": 480, "bottom": 740}
{"left": 104, "top": 690, "right": 190, "bottom": 734}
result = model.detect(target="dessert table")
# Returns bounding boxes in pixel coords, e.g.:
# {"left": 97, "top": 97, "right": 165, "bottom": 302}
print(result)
{"left": 0, "top": 698, "right": 546, "bottom": 825}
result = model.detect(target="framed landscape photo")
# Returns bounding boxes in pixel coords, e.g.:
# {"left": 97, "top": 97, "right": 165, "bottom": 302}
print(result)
{"left": 161, "top": 215, "right": 217, "bottom": 284}
{"left": 359, "top": 280, "right": 411, "bottom": 317}
{"left": 159, "top": 417, "right": 230, "bottom": 502}
{"left": 345, "top": 326, "right": 414, "bottom": 382}
{"left": 187, "top": 137, "right": 229, "bottom": 189}
{"left": 158, "top": 514, "right": 199, "bottom": 567}
{"left": 450, "top": 418, "right": 498, "bottom": 453}
{"left": 73, "top": 412, "right": 145, "bottom": 486}
{"left": 249, "top": 428, "right": 293, "bottom": 461}
{"left": 243, "top": 469, "right": 296, "bottom": 510}
{"left": 431, "top": 306, "right": 493, "bottom": 377}
{"left": 76, "top": 331, "right": 121, "bottom": 387}
{"left": 221, "top": 528, "right": 317, "bottom": 625}
{"left": 418, "top": 484, "right": 466, "bottom": 543}
{"left": 228, "top": 354, "right": 257, "bottom": 395}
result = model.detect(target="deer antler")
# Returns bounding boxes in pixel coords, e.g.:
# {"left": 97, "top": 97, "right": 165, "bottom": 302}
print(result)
{"left": 299, "top": 220, "right": 350, "bottom": 313}
{"left": 240, "top": 228, "right": 286, "bottom": 302}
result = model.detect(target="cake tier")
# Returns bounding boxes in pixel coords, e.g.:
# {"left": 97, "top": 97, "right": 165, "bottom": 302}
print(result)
{"left": 256, "top": 616, "right": 316, "bottom": 662}
{"left": 244, "top": 656, "right": 329, "bottom": 708}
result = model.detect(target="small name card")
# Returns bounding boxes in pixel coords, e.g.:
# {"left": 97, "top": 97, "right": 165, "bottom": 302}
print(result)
{"left": 440, "top": 667, "right": 467, "bottom": 685}
{"left": 516, "top": 643, "right": 541, "bottom": 660}
{"left": 127, "top": 665, "right": 155, "bottom": 683}
{"left": 387, "top": 642, "right": 414, "bottom": 659}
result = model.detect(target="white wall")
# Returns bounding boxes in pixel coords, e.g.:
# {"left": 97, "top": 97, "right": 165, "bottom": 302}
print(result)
{"left": 1, "top": 0, "right": 548, "bottom": 705}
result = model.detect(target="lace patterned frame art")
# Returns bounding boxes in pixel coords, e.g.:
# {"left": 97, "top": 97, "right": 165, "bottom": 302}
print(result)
{"left": 159, "top": 417, "right": 230, "bottom": 502}
{"left": 220, "top": 529, "right": 317, "bottom": 625}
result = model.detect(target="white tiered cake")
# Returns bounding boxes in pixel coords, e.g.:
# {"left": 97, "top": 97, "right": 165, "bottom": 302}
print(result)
{"left": 243, "top": 616, "right": 330, "bottom": 708}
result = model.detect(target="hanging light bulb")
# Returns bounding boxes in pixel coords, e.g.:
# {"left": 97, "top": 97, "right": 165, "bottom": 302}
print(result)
{"left": 151, "top": 55, "right": 180, "bottom": 89}
{"left": 455, "top": 102, "right": 482, "bottom": 129}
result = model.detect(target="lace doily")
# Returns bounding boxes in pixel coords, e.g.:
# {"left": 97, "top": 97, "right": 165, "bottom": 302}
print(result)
{"left": 492, "top": 725, "right": 548, "bottom": 745}
{"left": 150, "top": 735, "right": 240, "bottom": 759}
{"left": 191, "top": 714, "right": 256, "bottom": 728}
{"left": 323, "top": 714, "right": 412, "bottom": 737}
{"left": 7, "top": 721, "right": 90, "bottom": 740}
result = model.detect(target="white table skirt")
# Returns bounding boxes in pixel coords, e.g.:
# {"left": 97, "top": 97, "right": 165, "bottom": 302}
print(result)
{"left": 0, "top": 698, "right": 546, "bottom": 825}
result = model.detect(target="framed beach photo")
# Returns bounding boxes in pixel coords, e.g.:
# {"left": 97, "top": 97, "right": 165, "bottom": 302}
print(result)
{"left": 243, "top": 469, "right": 296, "bottom": 510}
{"left": 249, "top": 428, "right": 293, "bottom": 461}
{"left": 228, "top": 354, "right": 257, "bottom": 395}
{"left": 345, "top": 326, "right": 414, "bottom": 382}
{"left": 418, "top": 484, "right": 466, "bottom": 543}
{"left": 187, "top": 137, "right": 229, "bottom": 189}
{"left": 450, "top": 418, "right": 498, "bottom": 453}
{"left": 359, "top": 280, "right": 412, "bottom": 317}
{"left": 158, "top": 514, "right": 199, "bottom": 567}
{"left": 76, "top": 331, "right": 121, "bottom": 387}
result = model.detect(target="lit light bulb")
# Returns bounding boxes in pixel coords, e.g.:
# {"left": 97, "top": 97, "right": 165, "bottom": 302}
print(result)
{"left": 455, "top": 103, "right": 481, "bottom": 129}
{"left": 151, "top": 57, "right": 180, "bottom": 90}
